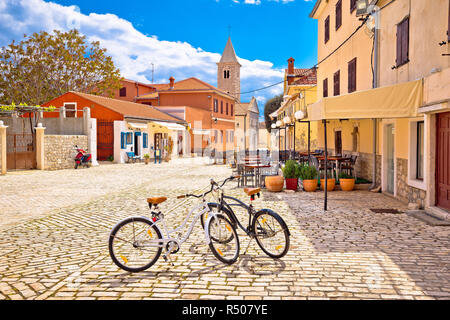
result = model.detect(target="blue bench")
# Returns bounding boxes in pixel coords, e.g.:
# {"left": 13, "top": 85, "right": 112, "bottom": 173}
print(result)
{"left": 126, "top": 152, "right": 141, "bottom": 163}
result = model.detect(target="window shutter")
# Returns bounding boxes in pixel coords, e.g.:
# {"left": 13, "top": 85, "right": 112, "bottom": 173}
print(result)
{"left": 401, "top": 18, "right": 409, "bottom": 64}
{"left": 350, "top": 0, "right": 357, "bottom": 13}
{"left": 334, "top": 71, "right": 340, "bottom": 96}
{"left": 231, "top": 104, "right": 234, "bottom": 116}
{"left": 348, "top": 58, "right": 357, "bottom": 93}
{"left": 323, "top": 78, "right": 328, "bottom": 98}
{"left": 325, "top": 16, "right": 330, "bottom": 43}
{"left": 448, "top": 0, "right": 450, "bottom": 41}
{"left": 336, "top": 0, "right": 342, "bottom": 30}
{"left": 143, "top": 133, "right": 148, "bottom": 148}
{"left": 396, "top": 24, "right": 402, "bottom": 66}
{"left": 121, "top": 132, "right": 125, "bottom": 149}
{"left": 221, "top": 101, "right": 223, "bottom": 114}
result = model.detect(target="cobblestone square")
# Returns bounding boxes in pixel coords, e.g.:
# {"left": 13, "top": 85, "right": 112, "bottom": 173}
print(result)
{"left": 0, "top": 160, "right": 449, "bottom": 300}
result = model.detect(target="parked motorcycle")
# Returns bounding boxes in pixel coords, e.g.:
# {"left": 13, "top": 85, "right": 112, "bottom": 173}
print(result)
{"left": 74, "top": 145, "right": 92, "bottom": 169}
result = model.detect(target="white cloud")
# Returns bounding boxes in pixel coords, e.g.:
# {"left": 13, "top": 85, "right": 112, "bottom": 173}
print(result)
{"left": 0, "top": 0, "right": 284, "bottom": 106}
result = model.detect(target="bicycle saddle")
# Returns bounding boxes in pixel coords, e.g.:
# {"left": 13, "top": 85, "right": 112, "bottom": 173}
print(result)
{"left": 243, "top": 188, "right": 261, "bottom": 196}
{"left": 147, "top": 197, "right": 167, "bottom": 205}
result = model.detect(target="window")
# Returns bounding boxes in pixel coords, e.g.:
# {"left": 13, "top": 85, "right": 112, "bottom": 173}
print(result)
{"left": 221, "top": 130, "right": 224, "bottom": 143}
{"left": 64, "top": 103, "right": 76, "bottom": 118}
{"left": 348, "top": 57, "right": 357, "bottom": 93}
{"left": 220, "top": 101, "right": 223, "bottom": 114}
{"left": 336, "top": 0, "right": 342, "bottom": 30}
{"left": 333, "top": 70, "right": 340, "bottom": 96}
{"left": 396, "top": 17, "right": 410, "bottom": 67}
{"left": 224, "top": 70, "right": 230, "bottom": 79}
{"left": 231, "top": 104, "right": 234, "bottom": 116}
{"left": 416, "top": 121, "right": 424, "bottom": 180}
{"left": 126, "top": 132, "right": 133, "bottom": 144}
{"left": 119, "top": 87, "right": 127, "bottom": 97}
{"left": 335, "top": 130, "right": 342, "bottom": 156}
{"left": 214, "top": 99, "right": 218, "bottom": 112}
{"left": 323, "top": 78, "right": 329, "bottom": 98}
{"left": 324, "top": 15, "right": 330, "bottom": 43}
{"left": 350, "top": 0, "right": 357, "bottom": 13}
{"left": 226, "top": 103, "right": 229, "bottom": 115}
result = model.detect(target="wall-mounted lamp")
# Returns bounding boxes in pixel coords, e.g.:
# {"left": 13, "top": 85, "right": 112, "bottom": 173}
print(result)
{"left": 294, "top": 110, "right": 305, "bottom": 120}
{"left": 283, "top": 116, "right": 291, "bottom": 125}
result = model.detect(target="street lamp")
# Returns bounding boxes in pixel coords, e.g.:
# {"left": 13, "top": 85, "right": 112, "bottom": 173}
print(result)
{"left": 294, "top": 110, "right": 305, "bottom": 120}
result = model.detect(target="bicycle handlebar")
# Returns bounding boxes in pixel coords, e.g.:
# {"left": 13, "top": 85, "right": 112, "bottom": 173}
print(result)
{"left": 176, "top": 175, "right": 240, "bottom": 199}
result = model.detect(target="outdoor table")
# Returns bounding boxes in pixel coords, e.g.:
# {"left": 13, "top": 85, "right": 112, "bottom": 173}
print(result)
{"left": 243, "top": 164, "right": 271, "bottom": 187}
{"left": 316, "top": 156, "right": 351, "bottom": 180}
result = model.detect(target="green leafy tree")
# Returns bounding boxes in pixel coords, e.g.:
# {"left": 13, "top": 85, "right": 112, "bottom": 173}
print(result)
{"left": 0, "top": 29, "right": 122, "bottom": 106}
{"left": 264, "top": 94, "right": 283, "bottom": 132}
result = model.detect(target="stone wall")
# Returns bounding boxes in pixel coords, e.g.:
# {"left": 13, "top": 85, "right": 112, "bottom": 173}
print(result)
{"left": 396, "top": 158, "right": 426, "bottom": 208}
{"left": 44, "top": 135, "right": 88, "bottom": 170}
{"left": 352, "top": 151, "right": 381, "bottom": 185}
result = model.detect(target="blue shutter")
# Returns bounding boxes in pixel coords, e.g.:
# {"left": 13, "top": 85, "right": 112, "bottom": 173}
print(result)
{"left": 143, "top": 133, "right": 148, "bottom": 148}
{"left": 121, "top": 132, "right": 126, "bottom": 149}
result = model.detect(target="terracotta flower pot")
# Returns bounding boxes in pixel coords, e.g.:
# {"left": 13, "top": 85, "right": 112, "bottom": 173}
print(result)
{"left": 144, "top": 158, "right": 150, "bottom": 165}
{"left": 302, "top": 179, "right": 318, "bottom": 192}
{"left": 320, "top": 178, "right": 336, "bottom": 191}
{"left": 340, "top": 178, "right": 355, "bottom": 191}
{"left": 285, "top": 178, "right": 298, "bottom": 191}
{"left": 265, "top": 176, "right": 284, "bottom": 192}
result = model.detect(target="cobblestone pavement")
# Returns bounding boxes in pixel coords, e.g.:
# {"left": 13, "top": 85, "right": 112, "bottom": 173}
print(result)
{"left": 0, "top": 160, "right": 449, "bottom": 300}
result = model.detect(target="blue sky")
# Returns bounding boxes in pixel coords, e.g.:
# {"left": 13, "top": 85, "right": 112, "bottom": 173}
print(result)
{"left": 0, "top": 0, "right": 318, "bottom": 114}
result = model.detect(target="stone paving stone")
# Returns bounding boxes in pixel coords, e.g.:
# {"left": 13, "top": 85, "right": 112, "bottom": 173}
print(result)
{"left": 0, "top": 159, "right": 449, "bottom": 300}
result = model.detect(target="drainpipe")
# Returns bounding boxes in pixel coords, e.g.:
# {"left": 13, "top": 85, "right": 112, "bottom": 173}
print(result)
{"left": 370, "top": 13, "right": 380, "bottom": 190}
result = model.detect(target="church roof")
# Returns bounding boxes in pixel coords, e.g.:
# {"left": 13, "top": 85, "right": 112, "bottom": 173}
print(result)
{"left": 219, "top": 37, "right": 241, "bottom": 65}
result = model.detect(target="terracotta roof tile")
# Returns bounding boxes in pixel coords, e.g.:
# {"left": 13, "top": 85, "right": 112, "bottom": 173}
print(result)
{"left": 70, "top": 91, "right": 185, "bottom": 123}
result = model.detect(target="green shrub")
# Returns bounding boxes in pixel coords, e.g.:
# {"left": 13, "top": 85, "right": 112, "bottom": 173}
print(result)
{"left": 107, "top": 155, "right": 114, "bottom": 162}
{"left": 339, "top": 172, "right": 354, "bottom": 179}
{"left": 143, "top": 153, "right": 150, "bottom": 159}
{"left": 282, "top": 160, "right": 300, "bottom": 179}
{"left": 299, "top": 164, "right": 318, "bottom": 180}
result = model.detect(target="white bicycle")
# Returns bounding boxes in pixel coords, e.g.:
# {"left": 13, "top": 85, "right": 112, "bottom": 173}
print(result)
{"left": 108, "top": 177, "right": 240, "bottom": 272}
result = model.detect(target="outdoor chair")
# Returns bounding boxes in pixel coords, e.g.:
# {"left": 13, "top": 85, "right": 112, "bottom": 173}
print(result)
{"left": 340, "top": 155, "right": 358, "bottom": 178}
{"left": 126, "top": 152, "right": 140, "bottom": 163}
{"left": 311, "top": 155, "right": 334, "bottom": 179}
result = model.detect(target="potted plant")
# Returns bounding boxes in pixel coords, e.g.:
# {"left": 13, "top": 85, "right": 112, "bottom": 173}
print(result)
{"left": 339, "top": 172, "right": 355, "bottom": 191}
{"left": 299, "top": 164, "right": 318, "bottom": 192}
{"left": 143, "top": 153, "right": 150, "bottom": 165}
{"left": 320, "top": 172, "right": 336, "bottom": 191}
{"left": 282, "top": 160, "right": 300, "bottom": 191}
{"left": 265, "top": 175, "right": 284, "bottom": 192}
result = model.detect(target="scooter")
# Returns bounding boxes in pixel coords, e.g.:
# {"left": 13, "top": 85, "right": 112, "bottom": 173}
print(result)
{"left": 74, "top": 145, "right": 92, "bottom": 169}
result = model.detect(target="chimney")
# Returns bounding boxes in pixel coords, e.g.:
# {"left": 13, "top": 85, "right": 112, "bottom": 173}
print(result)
{"left": 287, "top": 57, "right": 295, "bottom": 85}
{"left": 169, "top": 77, "right": 175, "bottom": 89}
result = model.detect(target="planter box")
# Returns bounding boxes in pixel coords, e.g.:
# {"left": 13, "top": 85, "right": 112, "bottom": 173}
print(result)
{"left": 265, "top": 176, "right": 284, "bottom": 192}
{"left": 302, "top": 179, "right": 318, "bottom": 192}
{"left": 285, "top": 178, "right": 298, "bottom": 191}
{"left": 320, "top": 178, "right": 336, "bottom": 191}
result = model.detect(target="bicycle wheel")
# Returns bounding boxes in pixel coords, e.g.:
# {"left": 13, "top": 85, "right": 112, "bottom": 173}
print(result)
{"left": 202, "top": 203, "right": 235, "bottom": 244}
{"left": 109, "top": 217, "right": 163, "bottom": 272}
{"left": 252, "top": 210, "right": 290, "bottom": 259}
{"left": 207, "top": 214, "right": 240, "bottom": 265}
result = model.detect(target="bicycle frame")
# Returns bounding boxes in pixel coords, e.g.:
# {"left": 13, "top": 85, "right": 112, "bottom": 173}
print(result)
{"left": 216, "top": 194, "right": 258, "bottom": 237}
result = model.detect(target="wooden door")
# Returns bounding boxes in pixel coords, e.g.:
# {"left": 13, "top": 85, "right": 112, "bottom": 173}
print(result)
{"left": 97, "top": 121, "right": 114, "bottom": 161}
{"left": 437, "top": 112, "right": 450, "bottom": 211}
{"left": 6, "top": 133, "right": 35, "bottom": 170}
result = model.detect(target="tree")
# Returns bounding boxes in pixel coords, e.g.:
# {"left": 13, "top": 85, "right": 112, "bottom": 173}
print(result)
{"left": 0, "top": 29, "right": 122, "bottom": 106}
{"left": 264, "top": 94, "right": 283, "bottom": 132}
